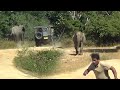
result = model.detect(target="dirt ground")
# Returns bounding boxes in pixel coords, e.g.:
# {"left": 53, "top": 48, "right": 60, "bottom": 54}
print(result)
{"left": 0, "top": 47, "right": 120, "bottom": 79}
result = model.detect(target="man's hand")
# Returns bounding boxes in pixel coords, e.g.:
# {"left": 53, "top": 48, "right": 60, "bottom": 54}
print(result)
{"left": 110, "top": 66, "right": 118, "bottom": 79}
{"left": 83, "top": 69, "right": 89, "bottom": 76}
{"left": 83, "top": 72, "right": 87, "bottom": 76}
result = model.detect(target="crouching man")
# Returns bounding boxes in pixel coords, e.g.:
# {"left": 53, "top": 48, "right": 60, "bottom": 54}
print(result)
{"left": 83, "top": 53, "right": 118, "bottom": 79}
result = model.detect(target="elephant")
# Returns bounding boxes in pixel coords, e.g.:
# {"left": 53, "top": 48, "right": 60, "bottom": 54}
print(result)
{"left": 11, "top": 25, "right": 25, "bottom": 45}
{"left": 5, "top": 34, "right": 13, "bottom": 41}
{"left": 73, "top": 31, "right": 86, "bottom": 55}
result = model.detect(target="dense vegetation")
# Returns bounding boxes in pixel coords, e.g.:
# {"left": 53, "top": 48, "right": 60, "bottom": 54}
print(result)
{"left": 14, "top": 48, "right": 63, "bottom": 75}
{"left": 0, "top": 11, "right": 120, "bottom": 46}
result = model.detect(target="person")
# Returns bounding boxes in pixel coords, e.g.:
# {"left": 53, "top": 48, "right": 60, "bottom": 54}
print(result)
{"left": 83, "top": 53, "right": 118, "bottom": 79}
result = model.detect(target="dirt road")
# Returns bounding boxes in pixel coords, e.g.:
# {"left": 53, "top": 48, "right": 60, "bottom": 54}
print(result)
{"left": 0, "top": 47, "right": 120, "bottom": 79}
{"left": 43, "top": 59, "right": 120, "bottom": 79}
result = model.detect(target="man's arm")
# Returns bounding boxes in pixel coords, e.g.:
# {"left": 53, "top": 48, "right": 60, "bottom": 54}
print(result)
{"left": 102, "top": 62, "right": 118, "bottom": 79}
{"left": 110, "top": 66, "right": 118, "bottom": 79}
{"left": 83, "top": 69, "right": 90, "bottom": 76}
{"left": 83, "top": 63, "right": 94, "bottom": 76}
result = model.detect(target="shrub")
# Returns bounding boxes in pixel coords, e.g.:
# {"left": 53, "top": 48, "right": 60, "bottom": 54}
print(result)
{"left": 14, "top": 48, "right": 63, "bottom": 75}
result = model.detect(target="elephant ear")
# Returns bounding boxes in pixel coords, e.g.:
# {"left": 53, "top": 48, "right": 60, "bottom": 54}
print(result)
{"left": 22, "top": 27, "right": 25, "bottom": 32}
{"left": 19, "top": 25, "right": 25, "bottom": 32}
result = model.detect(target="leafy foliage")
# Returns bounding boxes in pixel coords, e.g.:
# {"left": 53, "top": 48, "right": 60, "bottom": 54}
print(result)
{"left": 0, "top": 11, "right": 50, "bottom": 40}
{"left": 1, "top": 11, "right": 120, "bottom": 46}
{"left": 84, "top": 11, "right": 120, "bottom": 45}
{"left": 14, "top": 48, "right": 63, "bottom": 74}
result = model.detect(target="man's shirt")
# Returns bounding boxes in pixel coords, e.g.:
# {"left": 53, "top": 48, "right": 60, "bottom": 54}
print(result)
{"left": 88, "top": 61, "right": 111, "bottom": 79}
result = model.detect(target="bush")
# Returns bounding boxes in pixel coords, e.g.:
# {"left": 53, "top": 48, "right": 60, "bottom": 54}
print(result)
{"left": 14, "top": 48, "right": 63, "bottom": 75}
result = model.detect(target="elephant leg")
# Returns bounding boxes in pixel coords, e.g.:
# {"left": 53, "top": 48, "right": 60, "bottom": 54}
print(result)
{"left": 20, "top": 34, "right": 24, "bottom": 44}
{"left": 16, "top": 35, "right": 19, "bottom": 43}
{"left": 20, "top": 34, "right": 23, "bottom": 46}
{"left": 11, "top": 34, "right": 14, "bottom": 41}
{"left": 74, "top": 41, "right": 79, "bottom": 55}
{"left": 22, "top": 34, "right": 24, "bottom": 44}
{"left": 14, "top": 35, "right": 17, "bottom": 42}
{"left": 77, "top": 42, "right": 81, "bottom": 55}
{"left": 75, "top": 47, "right": 78, "bottom": 55}
{"left": 16, "top": 34, "right": 22, "bottom": 47}
{"left": 20, "top": 34, "right": 23, "bottom": 44}
{"left": 16, "top": 36, "right": 21, "bottom": 48}
{"left": 79, "top": 42, "right": 83, "bottom": 55}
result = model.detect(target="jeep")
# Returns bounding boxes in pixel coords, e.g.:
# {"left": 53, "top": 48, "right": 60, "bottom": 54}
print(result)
{"left": 34, "top": 26, "right": 54, "bottom": 46}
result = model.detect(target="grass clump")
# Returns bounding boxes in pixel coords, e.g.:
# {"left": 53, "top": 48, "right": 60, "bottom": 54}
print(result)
{"left": 0, "top": 40, "right": 35, "bottom": 49}
{"left": 0, "top": 40, "right": 16, "bottom": 49}
{"left": 14, "top": 48, "right": 63, "bottom": 75}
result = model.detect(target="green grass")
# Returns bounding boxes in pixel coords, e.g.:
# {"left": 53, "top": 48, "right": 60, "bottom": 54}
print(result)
{"left": 0, "top": 40, "right": 35, "bottom": 49}
{"left": 100, "top": 52, "right": 119, "bottom": 60}
{"left": 22, "top": 40, "right": 35, "bottom": 47}
{"left": 0, "top": 40, "right": 16, "bottom": 49}
{"left": 13, "top": 48, "right": 63, "bottom": 75}
{"left": 100, "top": 54, "right": 110, "bottom": 60}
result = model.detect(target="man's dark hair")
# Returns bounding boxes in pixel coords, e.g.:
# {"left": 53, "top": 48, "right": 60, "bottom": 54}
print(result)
{"left": 90, "top": 53, "right": 100, "bottom": 60}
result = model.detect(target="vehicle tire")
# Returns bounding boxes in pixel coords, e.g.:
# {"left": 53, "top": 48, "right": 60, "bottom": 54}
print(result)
{"left": 35, "top": 32, "right": 42, "bottom": 39}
